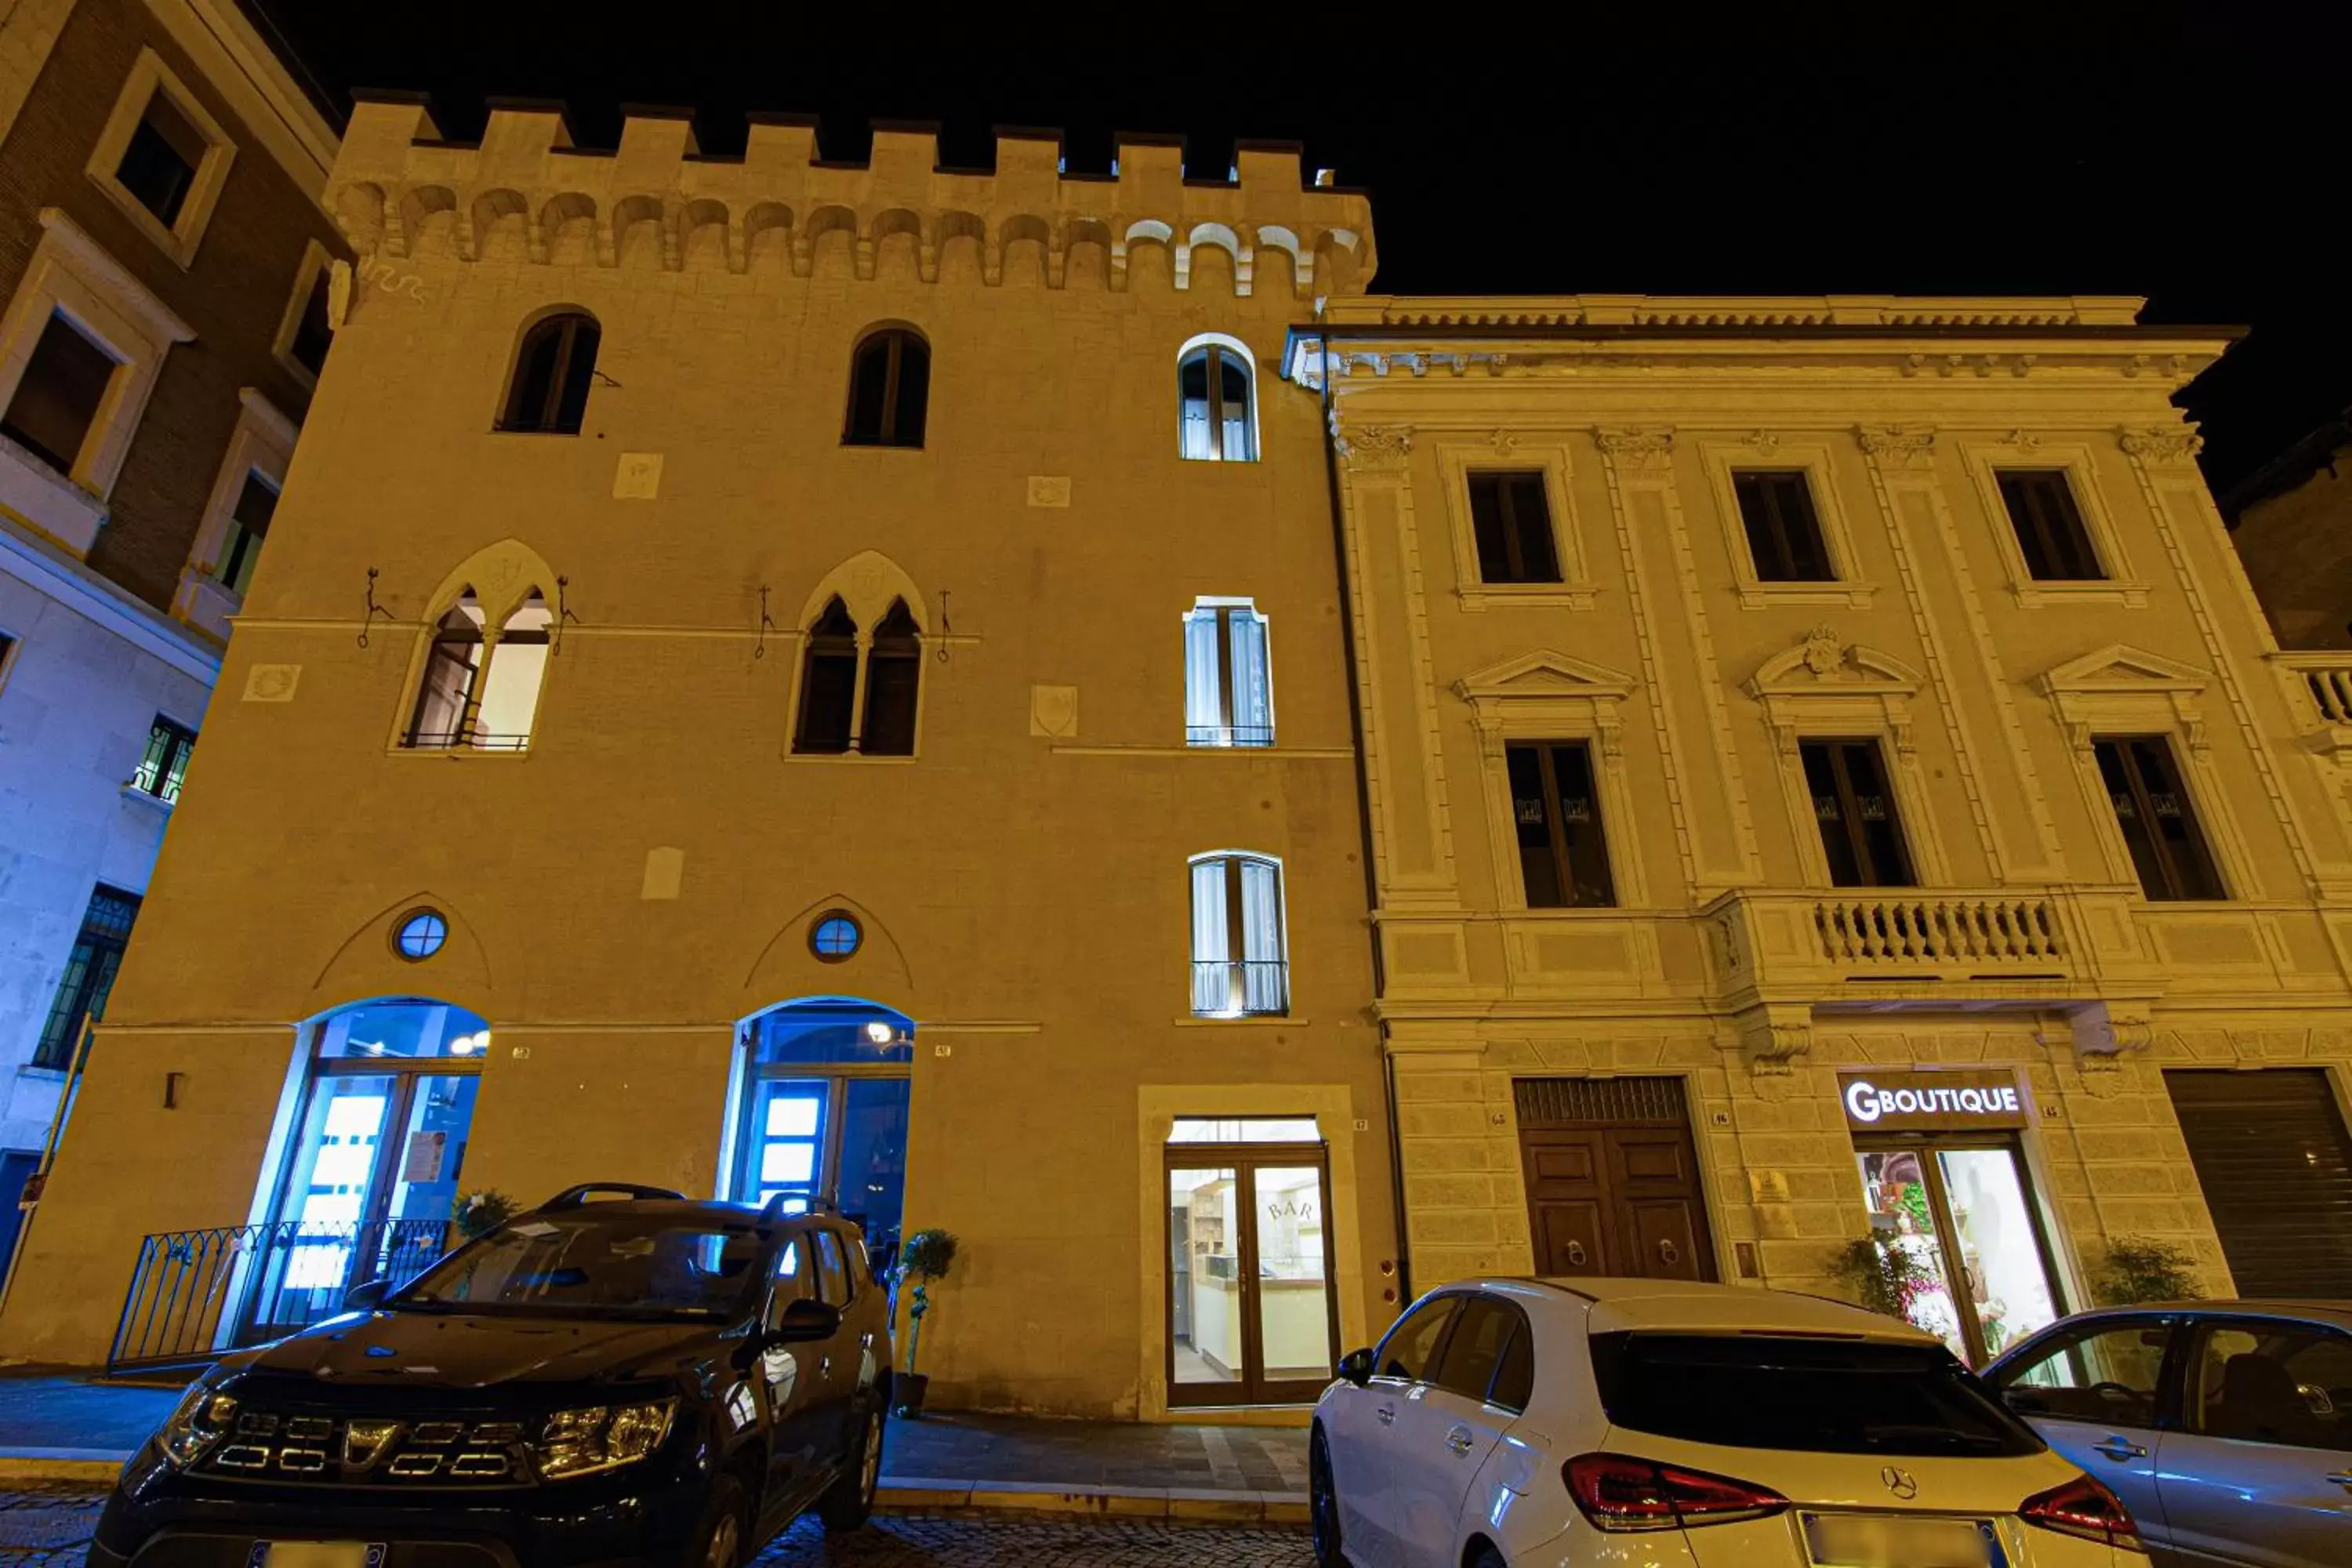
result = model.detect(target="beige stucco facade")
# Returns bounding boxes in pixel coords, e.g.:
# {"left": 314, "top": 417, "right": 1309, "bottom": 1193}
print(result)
{"left": 0, "top": 100, "right": 1398, "bottom": 1419}
{"left": 1290, "top": 296, "right": 2352, "bottom": 1341}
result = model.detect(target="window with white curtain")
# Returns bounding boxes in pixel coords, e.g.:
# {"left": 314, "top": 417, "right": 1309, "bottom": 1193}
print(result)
{"left": 1178, "top": 339, "right": 1256, "bottom": 462}
{"left": 1189, "top": 852, "right": 1288, "bottom": 1018}
{"left": 1183, "top": 598, "right": 1274, "bottom": 747}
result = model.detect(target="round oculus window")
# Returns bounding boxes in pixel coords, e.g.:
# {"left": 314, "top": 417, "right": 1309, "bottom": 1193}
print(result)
{"left": 394, "top": 909, "right": 448, "bottom": 962}
{"left": 810, "top": 913, "right": 862, "bottom": 962}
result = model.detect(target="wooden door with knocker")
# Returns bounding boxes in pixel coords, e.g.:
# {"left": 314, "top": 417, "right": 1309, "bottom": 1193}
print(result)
{"left": 1518, "top": 1121, "right": 1717, "bottom": 1281}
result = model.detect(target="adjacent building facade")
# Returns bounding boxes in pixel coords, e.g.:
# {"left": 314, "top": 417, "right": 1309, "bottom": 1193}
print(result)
{"left": 0, "top": 0, "right": 340, "bottom": 1280}
{"left": 2221, "top": 405, "right": 2352, "bottom": 651}
{"left": 0, "top": 97, "right": 1399, "bottom": 1419}
{"left": 1290, "top": 297, "right": 2352, "bottom": 1366}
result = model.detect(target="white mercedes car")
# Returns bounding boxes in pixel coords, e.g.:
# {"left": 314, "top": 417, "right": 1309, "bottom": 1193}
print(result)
{"left": 1309, "top": 1277, "right": 2145, "bottom": 1567}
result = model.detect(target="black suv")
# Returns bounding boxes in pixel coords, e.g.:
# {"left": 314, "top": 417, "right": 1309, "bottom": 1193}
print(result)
{"left": 93, "top": 1185, "right": 893, "bottom": 1566}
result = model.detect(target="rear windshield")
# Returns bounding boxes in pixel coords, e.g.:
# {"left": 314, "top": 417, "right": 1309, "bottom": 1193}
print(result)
{"left": 1589, "top": 1332, "right": 2045, "bottom": 1457}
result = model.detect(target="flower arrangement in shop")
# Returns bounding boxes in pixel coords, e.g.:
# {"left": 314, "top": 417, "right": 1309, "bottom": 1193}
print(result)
{"left": 1828, "top": 1234, "right": 1929, "bottom": 1320}
{"left": 893, "top": 1228, "right": 960, "bottom": 1417}
{"left": 451, "top": 1189, "right": 521, "bottom": 1241}
{"left": 2092, "top": 1235, "right": 2201, "bottom": 1305}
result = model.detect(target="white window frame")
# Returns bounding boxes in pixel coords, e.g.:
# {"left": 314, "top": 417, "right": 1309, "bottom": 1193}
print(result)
{"left": 270, "top": 239, "right": 336, "bottom": 391}
{"left": 84, "top": 46, "right": 238, "bottom": 270}
{"left": 0, "top": 208, "right": 194, "bottom": 555}
{"left": 1182, "top": 596, "right": 1276, "bottom": 748}
{"left": 1175, "top": 332, "right": 1259, "bottom": 463}
{"left": 1696, "top": 437, "right": 1875, "bottom": 610}
{"left": 1958, "top": 437, "right": 2147, "bottom": 609}
{"left": 1432, "top": 434, "right": 1597, "bottom": 611}
{"left": 1455, "top": 648, "right": 1646, "bottom": 910}
{"left": 172, "top": 387, "right": 294, "bottom": 643}
{"left": 1187, "top": 850, "right": 1290, "bottom": 1018}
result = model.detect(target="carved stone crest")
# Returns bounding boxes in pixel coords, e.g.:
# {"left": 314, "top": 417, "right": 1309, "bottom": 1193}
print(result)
{"left": 1856, "top": 425, "right": 1935, "bottom": 468}
{"left": 1802, "top": 625, "right": 1846, "bottom": 677}
{"left": 1594, "top": 426, "right": 1674, "bottom": 471}
{"left": 1337, "top": 421, "right": 1413, "bottom": 470}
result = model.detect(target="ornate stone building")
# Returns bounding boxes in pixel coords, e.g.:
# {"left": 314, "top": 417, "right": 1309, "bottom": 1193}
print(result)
{"left": 1289, "top": 296, "right": 2352, "bottom": 1363}
{"left": 0, "top": 97, "right": 1398, "bottom": 1420}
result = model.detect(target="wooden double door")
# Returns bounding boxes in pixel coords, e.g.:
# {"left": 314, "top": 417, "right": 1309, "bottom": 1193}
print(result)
{"left": 1517, "top": 1080, "right": 1716, "bottom": 1281}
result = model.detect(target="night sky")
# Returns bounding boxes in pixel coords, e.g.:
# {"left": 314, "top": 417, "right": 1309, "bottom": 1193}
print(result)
{"left": 241, "top": 8, "right": 2340, "bottom": 497}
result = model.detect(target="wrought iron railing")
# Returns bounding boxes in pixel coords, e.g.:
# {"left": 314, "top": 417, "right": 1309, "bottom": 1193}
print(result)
{"left": 110, "top": 1218, "right": 450, "bottom": 1373}
{"left": 401, "top": 728, "right": 530, "bottom": 752}
{"left": 1814, "top": 895, "right": 2065, "bottom": 967}
{"left": 1185, "top": 724, "right": 1276, "bottom": 749}
{"left": 1190, "top": 959, "right": 1290, "bottom": 1018}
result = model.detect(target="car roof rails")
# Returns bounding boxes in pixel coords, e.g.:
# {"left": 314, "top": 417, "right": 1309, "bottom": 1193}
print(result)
{"left": 537, "top": 1182, "right": 688, "bottom": 1210}
{"left": 758, "top": 1192, "right": 839, "bottom": 1224}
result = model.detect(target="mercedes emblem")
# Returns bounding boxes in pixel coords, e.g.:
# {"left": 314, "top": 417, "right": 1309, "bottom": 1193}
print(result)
{"left": 1880, "top": 1465, "right": 1919, "bottom": 1500}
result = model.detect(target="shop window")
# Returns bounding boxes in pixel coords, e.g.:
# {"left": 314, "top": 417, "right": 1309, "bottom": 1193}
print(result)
{"left": 31, "top": 885, "right": 141, "bottom": 1070}
{"left": 1, "top": 313, "right": 118, "bottom": 477}
{"left": 2096, "top": 736, "right": 2223, "bottom": 901}
{"left": 1506, "top": 742, "right": 1615, "bottom": 907}
{"left": 1467, "top": 472, "right": 1562, "bottom": 585}
{"left": 499, "top": 311, "right": 599, "bottom": 434}
{"left": 1189, "top": 852, "right": 1287, "bottom": 1018}
{"left": 1183, "top": 598, "right": 1274, "bottom": 748}
{"left": 1166, "top": 1119, "right": 1334, "bottom": 1406}
{"left": 1178, "top": 338, "right": 1255, "bottom": 462}
{"left": 131, "top": 714, "right": 196, "bottom": 803}
{"left": 1998, "top": 470, "right": 2104, "bottom": 582}
{"left": 214, "top": 471, "right": 277, "bottom": 597}
{"left": 1856, "top": 1141, "right": 2063, "bottom": 1365}
{"left": 842, "top": 327, "right": 928, "bottom": 448}
{"left": 1802, "top": 739, "right": 1915, "bottom": 887}
{"left": 1733, "top": 470, "right": 1835, "bottom": 582}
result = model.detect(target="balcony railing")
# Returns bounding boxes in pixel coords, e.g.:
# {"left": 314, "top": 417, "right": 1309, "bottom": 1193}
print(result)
{"left": 109, "top": 1217, "right": 451, "bottom": 1372}
{"left": 1185, "top": 724, "right": 1276, "bottom": 749}
{"left": 401, "top": 728, "right": 530, "bottom": 752}
{"left": 1814, "top": 895, "right": 2065, "bottom": 967}
{"left": 1190, "top": 959, "right": 1289, "bottom": 1018}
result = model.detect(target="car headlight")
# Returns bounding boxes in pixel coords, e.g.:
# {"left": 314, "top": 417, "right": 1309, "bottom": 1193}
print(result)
{"left": 532, "top": 1399, "right": 676, "bottom": 1480}
{"left": 158, "top": 1380, "right": 238, "bottom": 1469}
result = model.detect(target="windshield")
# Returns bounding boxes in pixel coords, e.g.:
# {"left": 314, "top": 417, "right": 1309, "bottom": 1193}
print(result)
{"left": 1589, "top": 1332, "right": 2045, "bottom": 1457}
{"left": 390, "top": 1214, "right": 768, "bottom": 1319}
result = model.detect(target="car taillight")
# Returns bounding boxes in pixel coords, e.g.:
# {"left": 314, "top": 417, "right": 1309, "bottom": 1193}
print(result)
{"left": 1564, "top": 1452, "right": 1790, "bottom": 1533}
{"left": 2020, "top": 1475, "right": 2145, "bottom": 1554}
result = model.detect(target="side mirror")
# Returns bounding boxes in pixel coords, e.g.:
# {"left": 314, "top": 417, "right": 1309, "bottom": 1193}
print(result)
{"left": 343, "top": 1279, "right": 389, "bottom": 1312}
{"left": 770, "top": 1297, "right": 842, "bottom": 1344}
{"left": 1337, "top": 1348, "right": 1376, "bottom": 1388}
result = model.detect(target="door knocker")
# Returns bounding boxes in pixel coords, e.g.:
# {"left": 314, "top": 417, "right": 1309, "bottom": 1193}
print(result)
{"left": 1565, "top": 1240, "right": 1587, "bottom": 1267}
{"left": 1658, "top": 1239, "right": 1680, "bottom": 1266}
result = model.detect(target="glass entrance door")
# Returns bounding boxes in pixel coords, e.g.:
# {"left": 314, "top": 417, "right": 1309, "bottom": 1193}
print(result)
{"left": 1857, "top": 1136, "right": 2064, "bottom": 1364}
{"left": 733, "top": 1001, "right": 912, "bottom": 1276}
{"left": 1166, "top": 1131, "right": 1338, "bottom": 1406}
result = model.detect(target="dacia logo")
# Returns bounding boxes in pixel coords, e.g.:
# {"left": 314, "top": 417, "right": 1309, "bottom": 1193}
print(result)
{"left": 343, "top": 1420, "right": 401, "bottom": 1472}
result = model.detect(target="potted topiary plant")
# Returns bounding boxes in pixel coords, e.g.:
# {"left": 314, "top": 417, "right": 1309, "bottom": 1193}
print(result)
{"left": 451, "top": 1189, "right": 520, "bottom": 1242}
{"left": 1828, "top": 1234, "right": 1928, "bottom": 1320}
{"left": 893, "top": 1228, "right": 959, "bottom": 1417}
{"left": 2091, "top": 1235, "right": 2201, "bottom": 1305}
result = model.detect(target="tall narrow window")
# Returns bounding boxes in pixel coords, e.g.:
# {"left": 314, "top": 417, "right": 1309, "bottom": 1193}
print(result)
{"left": 1466, "top": 472, "right": 1562, "bottom": 584}
{"left": 1733, "top": 470, "right": 1834, "bottom": 582}
{"left": 1178, "top": 341, "right": 1255, "bottom": 462}
{"left": 473, "top": 593, "right": 551, "bottom": 749}
{"left": 1189, "top": 852, "right": 1287, "bottom": 1018}
{"left": 405, "top": 593, "right": 486, "bottom": 748}
{"left": 793, "top": 597, "right": 859, "bottom": 755}
{"left": 1506, "top": 742, "right": 1616, "bottom": 907}
{"left": 1802, "top": 739, "right": 1915, "bottom": 887}
{"left": 1997, "top": 470, "right": 2103, "bottom": 581}
{"left": 32, "top": 885, "right": 142, "bottom": 1069}
{"left": 289, "top": 268, "right": 333, "bottom": 377}
{"left": 843, "top": 328, "right": 929, "bottom": 448}
{"left": 215, "top": 471, "right": 278, "bottom": 596}
{"left": 499, "top": 311, "right": 599, "bottom": 434}
{"left": 1183, "top": 599, "right": 1274, "bottom": 747}
{"left": 2, "top": 313, "right": 118, "bottom": 476}
{"left": 114, "top": 89, "right": 206, "bottom": 227}
{"left": 2096, "top": 737, "right": 2224, "bottom": 901}
{"left": 861, "top": 600, "right": 923, "bottom": 756}
{"left": 131, "top": 715, "right": 196, "bottom": 804}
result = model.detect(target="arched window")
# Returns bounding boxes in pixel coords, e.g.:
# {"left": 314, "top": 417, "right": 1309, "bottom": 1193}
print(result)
{"left": 793, "top": 597, "right": 860, "bottom": 754}
{"left": 1189, "top": 851, "right": 1287, "bottom": 1018}
{"left": 499, "top": 310, "right": 599, "bottom": 434}
{"left": 843, "top": 327, "right": 928, "bottom": 448}
{"left": 1178, "top": 338, "right": 1255, "bottom": 462}
{"left": 403, "top": 588, "right": 550, "bottom": 751}
{"left": 861, "top": 599, "right": 923, "bottom": 756}
{"left": 405, "top": 591, "right": 485, "bottom": 747}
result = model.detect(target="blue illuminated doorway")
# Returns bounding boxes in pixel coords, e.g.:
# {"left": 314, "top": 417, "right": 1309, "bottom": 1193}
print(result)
{"left": 734, "top": 999, "right": 911, "bottom": 1276}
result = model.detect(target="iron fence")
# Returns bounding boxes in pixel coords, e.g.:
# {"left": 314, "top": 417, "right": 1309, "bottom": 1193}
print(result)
{"left": 1189, "top": 959, "right": 1289, "bottom": 1018}
{"left": 109, "top": 1218, "right": 449, "bottom": 1373}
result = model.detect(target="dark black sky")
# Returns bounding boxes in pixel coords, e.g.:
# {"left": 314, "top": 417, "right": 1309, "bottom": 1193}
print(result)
{"left": 241, "top": 7, "right": 2343, "bottom": 495}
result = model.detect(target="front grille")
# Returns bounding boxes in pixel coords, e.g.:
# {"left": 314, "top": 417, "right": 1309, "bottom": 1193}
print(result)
{"left": 198, "top": 1409, "right": 528, "bottom": 1486}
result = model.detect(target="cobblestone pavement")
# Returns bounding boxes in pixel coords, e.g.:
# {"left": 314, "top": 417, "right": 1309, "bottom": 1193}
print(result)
{"left": 0, "top": 1494, "right": 1314, "bottom": 1566}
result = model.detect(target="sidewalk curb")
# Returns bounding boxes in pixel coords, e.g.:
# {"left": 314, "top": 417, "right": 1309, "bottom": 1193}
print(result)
{"left": 0, "top": 1451, "right": 126, "bottom": 1484}
{"left": 878, "top": 1478, "right": 1308, "bottom": 1524}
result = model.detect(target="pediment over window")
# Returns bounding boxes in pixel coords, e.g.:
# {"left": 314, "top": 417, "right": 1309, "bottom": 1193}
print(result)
{"left": 1453, "top": 648, "right": 1634, "bottom": 705}
{"left": 2034, "top": 643, "right": 2209, "bottom": 699}
{"left": 1744, "top": 625, "right": 1922, "bottom": 702}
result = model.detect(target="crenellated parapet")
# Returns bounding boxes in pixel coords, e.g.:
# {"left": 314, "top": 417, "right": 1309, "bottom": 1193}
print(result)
{"left": 326, "top": 97, "right": 1375, "bottom": 298}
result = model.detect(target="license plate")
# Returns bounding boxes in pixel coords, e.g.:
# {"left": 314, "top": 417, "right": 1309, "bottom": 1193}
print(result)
{"left": 1803, "top": 1512, "right": 2003, "bottom": 1568}
{"left": 247, "top": 1544, "right": 385, "bottom": 1568}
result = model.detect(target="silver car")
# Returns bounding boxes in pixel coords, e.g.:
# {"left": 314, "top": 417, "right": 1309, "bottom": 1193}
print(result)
{"left": 1983, "top": 1301, "right": 2352, "bottom": 1568}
